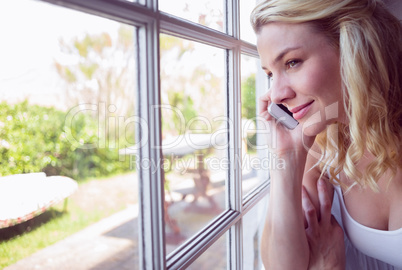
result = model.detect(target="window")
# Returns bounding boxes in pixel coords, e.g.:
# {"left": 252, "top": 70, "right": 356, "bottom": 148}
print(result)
{"left": 1, "top": 0, "right": 270, "bottom": 269}
{"left": 0, "top": 0, "right": 139, "bottom": 268}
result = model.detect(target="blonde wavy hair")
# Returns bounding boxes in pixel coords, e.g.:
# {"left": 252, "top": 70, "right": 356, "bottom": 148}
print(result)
{"left": 251, "top": 0, "right": 402, "bottom": 191}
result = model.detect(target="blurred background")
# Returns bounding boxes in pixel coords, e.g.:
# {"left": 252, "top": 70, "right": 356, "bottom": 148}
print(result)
{"left": 0, "top": 0, "right": 265, "bottom": 269}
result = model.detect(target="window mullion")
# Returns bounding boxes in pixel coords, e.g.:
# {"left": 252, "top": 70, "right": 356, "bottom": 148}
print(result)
{"left": 226, "top": 0, "right": 243, "bottom": 269}
{"left": 42, "top": 0, "right": 156, "bottom": 27}
{"left": 167, "top": 210, "right": 240, "bottom": 269}
{"left": 240, "top": 42, "right": 259, "bottom": 59}
{"left": 225, "top": 46, "right": 243, "bottom": 270}
{"left": 137, "top": 20, "right": 166, "bottom": 270}
{"left": 225, "top": 0, "right": 240, "bottom": 39}
{"left": 160, "top": 12, "right": 239, "bottom": 50}
{"left": 147, "top": 0, "right": 158, "bottom": 11}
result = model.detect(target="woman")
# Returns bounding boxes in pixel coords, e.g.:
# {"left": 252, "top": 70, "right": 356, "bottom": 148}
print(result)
{"left": 251, "top": 0, "right": 402, "bottom": 269}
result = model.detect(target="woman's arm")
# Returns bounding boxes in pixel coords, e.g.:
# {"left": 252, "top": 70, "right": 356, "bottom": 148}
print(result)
{"left": 261, "top": 142, "right": 328, "bottom": 269}
{"left": 258, "top": 91, "right": 315, "bottom": 269}
{"left": 258, "top": 89, "right": 332, "bottom": 269}
{"left": 261, "top": 151, "right": 311, "bottom": 270}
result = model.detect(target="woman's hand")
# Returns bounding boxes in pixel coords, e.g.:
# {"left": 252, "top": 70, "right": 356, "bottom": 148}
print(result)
{"left": 258, "top": 91, "right": 315, "bottom": 157}
{"left": 302, "top": 179, "right": 345, "bottom": 270}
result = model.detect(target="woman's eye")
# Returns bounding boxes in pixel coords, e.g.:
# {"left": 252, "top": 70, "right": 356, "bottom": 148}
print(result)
{"left": 286, "top": 60, "right": 300, "bottom": 69}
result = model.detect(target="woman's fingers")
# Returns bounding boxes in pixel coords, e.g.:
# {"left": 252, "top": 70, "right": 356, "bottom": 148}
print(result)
{"left": 258, "top": 91, "right": 271, "bottom": 116}
{"left": 317, "top": 178, "right": 332, "bottom": 225}
{"left": 302, "top": 186, "right": 318, "bottom": 232}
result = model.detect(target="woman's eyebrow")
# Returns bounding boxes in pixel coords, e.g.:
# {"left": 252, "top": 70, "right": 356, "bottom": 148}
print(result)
{"left": 261, "top": 46, "right": 302, "bottom": 71}
{"left": 274, "top": 46, "right": 302, "bottom": 64}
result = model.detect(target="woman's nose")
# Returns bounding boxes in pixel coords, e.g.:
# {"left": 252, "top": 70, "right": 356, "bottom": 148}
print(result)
{"left": 269, "top": 76, "right": 296, "bottom": 104}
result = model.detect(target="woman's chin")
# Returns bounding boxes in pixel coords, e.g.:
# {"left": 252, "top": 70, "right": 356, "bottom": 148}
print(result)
{"left": 302, "top": 122, "right": 327, "bottom": 137}
{"left": 300, "top": 109, "right": 339, "bottom": 137}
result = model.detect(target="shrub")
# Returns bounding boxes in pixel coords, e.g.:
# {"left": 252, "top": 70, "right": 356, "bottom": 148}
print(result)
{"left": 0, "top": 101, "right": 129, "bottom": 180}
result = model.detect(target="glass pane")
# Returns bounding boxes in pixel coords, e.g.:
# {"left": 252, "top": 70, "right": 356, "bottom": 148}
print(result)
{"left": 189, "top": 234, "right": 227, "bottom": 269}
{"left": 241, "top": 54, "right": 265, "bottom": 197}
{"left": 0, "top": 1, "right": 139, "bottom": 269}
{"left": 240, "top": 0, "right": 257, "bottom": 44}
{"left": 160, "top": 34, "right": 227, "bottom": 250}
{"left": 242, "top": 198, "right": 268, "bottom": 270}
{"left": 159, "top": 0, "right": 224, "bottom": 32}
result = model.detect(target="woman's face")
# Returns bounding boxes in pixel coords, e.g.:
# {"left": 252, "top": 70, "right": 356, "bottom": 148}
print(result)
{"left": 257, "top": 22, "right": 346, "bottom": 136}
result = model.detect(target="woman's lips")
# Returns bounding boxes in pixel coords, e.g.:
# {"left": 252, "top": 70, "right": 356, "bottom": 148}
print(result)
{"left": 291, "top": 101, "right": 314, "bottom": 120}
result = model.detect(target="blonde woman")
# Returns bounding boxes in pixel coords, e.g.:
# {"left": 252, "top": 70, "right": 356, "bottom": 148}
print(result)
{"left": 251, "top": 0, "right": 401, "bottom": 269}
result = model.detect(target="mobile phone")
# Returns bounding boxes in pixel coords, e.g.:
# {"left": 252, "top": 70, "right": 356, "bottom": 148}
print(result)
{"left": 268, "top": 103, "right": 299, "bottom": 129}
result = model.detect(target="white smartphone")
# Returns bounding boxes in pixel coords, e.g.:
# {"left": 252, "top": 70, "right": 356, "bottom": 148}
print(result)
{"left": 268, "top": 103, "right": 299, "bottom": 129}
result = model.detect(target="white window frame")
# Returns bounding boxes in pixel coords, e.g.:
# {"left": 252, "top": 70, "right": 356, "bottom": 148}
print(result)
{"left": 40, "top": 0, "right": 270, "bottom": 269}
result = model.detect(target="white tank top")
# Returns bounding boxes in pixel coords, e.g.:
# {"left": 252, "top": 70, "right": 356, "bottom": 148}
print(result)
{"left": 332, "top": 184, "right": 402, "bottom": 269}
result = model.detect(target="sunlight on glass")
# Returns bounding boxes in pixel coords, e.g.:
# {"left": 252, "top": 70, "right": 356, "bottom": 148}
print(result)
{"left": 241, "top": 54, "right": 263, "bottom": 197}
{"left": 159, "top": 0, "right": 224, "bottom": 32}
{"left": 240, "top": 0, "right": 257, "bottom": 44}
{"left": 188, "top": 233, "right": 227, "bottom": 269}
{"left": 0, "top": 1, "right": 139, "bottom": 269}
{"left": 242, "top": 198, "right": 267, "bottom": 270}
{"left": 160, "top": 34, "right": 227, "bottom": 252}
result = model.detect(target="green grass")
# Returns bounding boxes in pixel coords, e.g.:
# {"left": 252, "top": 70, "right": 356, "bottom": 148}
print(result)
{"left": 0, "top": 197, "right": 124, "bottom": 268}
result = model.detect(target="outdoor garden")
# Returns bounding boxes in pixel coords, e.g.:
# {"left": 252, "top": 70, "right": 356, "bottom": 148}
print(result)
{"left": 0, "top": 3, "right": 258, "bottom": 267}
{"left": 0, "top": 100, "right": 137, "bottom": 268}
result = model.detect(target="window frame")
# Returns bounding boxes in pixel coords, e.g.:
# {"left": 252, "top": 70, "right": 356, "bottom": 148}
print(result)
{"left": 40, "top": 0, "right": 270, "bottom": 269}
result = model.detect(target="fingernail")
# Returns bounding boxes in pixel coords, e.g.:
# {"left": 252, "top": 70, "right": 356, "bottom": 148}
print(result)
{"left": 318, "top": 178, "right": 325, "bottom": 186}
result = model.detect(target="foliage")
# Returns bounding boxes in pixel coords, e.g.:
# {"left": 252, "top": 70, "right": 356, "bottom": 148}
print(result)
{"left": 167, "top": 91, "right": 198, "bottom": 133}
{"left": 241, "top": 73, "right": 256, "bottom": 120}
{"left": 241, "top": 74, "right": 257, "bottom": 149}
{"left": 0, "top": 101, "right": 129, "bottom": 180}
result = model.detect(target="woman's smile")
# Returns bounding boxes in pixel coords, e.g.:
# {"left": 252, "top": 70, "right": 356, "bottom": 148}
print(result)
{"left": 290, "top": 100, "right": 315, "bottom": 120}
